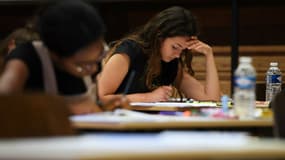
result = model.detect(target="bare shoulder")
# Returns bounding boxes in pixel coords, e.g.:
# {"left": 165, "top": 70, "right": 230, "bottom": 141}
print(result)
{"left": 4, "top": 59, "right": 29, "bottom": 74}
{"left": 106, "top": 53, "right": 130, "bottom": 66}
{"left": 0, "top": 59, "right": 29, "bottom": 93}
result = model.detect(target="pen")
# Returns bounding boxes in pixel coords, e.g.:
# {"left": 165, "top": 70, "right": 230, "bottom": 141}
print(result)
{"left": 95, "top": 70, "right": 135, "bottom": 111}
{"left": 123, "top": 70, "right": 136, "bottom": 95}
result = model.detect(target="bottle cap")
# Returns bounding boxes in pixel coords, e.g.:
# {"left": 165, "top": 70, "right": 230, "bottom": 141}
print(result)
{"left": 239, "top": 56, "right": 252, "bottom": 63}
{"left": 270, "top": 62, "right": 278, "bottom": 67}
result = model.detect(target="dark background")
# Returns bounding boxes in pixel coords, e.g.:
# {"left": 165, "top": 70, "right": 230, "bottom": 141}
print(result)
{"left": 0, "top": 0, "right": 285, "bottom": 46}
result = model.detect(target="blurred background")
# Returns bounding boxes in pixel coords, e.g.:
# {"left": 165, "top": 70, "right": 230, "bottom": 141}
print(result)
{"left": 1, "top": 0, "right": 285, "bottom": 99}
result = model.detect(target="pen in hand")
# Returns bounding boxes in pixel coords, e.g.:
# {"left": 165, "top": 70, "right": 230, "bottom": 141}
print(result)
{"left": 94, "top": 70, "right": 135, "bottom": 111}
{"left": 115, "top": 70, "right": 136, "bottom": 110}
{"left": 123, "top": 70, "right": 136, "bottom": 95}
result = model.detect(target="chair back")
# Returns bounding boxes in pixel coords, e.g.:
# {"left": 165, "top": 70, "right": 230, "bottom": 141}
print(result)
{"left": 0, "top": 94, "right": 74, "bottom": 138}
{"left": 270, "top": 91, "right": 285, "bottom": 138}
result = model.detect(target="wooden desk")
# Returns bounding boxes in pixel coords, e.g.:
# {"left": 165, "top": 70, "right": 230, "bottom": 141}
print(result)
{"left": 0, "top": 132, "right": 284, "bottom": 160}
{"left": 71, "top": 111, "right": 273, "bottom": 136}
{"left": 72, "top": 116, "right": 272, "bottom": 131}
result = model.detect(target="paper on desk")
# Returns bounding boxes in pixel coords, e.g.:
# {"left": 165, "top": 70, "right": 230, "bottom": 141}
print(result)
{"left": 70, "top": 109, "right": 174, "bottom": 123}
{"left": 159, "top": 131, "right": 249, "bottom": 147}
{"left": 70, "top": 109, "right": 223, "bottom": 124}
{"left": 71, "top": 112, "right": 156, "bottom": 123}
{"left": 130, "top": 102, "right": 217, "bottom": 107}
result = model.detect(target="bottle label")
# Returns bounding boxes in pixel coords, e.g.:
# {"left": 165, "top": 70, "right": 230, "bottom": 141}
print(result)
{"left": 267, "top": 74, "right": 282, "bottom": 83}
{"left": 235, "top": 76, "right": 256, "bottom": 89}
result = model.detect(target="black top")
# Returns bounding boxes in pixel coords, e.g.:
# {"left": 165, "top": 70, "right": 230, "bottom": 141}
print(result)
{"left": 114, "top": 39, "right": 178, "bottom": 94}
{"left": 5, "top": 42, "right": 87, "bottom": 95}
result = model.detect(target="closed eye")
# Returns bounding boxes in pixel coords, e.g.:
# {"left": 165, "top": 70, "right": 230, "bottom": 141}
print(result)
{"left": 172, "top": 45, "right": 180, "bottom": 50}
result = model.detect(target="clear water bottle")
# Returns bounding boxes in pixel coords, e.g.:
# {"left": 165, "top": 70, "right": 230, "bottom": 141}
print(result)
{"left": 265, "top": 62, "right": 282, "bottom": 102}
{"left": 233, "top": 57, "right": 256, "bottom": 119}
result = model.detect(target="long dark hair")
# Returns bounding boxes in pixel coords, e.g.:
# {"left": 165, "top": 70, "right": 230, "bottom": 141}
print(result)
{"left": 107, "top": 6, "right": 198, "bottom": 90}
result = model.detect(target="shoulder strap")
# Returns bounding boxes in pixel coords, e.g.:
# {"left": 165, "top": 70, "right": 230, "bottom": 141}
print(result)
{"left": 32, "top": 41, "right": 58, "bottom": 94}
{"left": 83, "top": 76, "right": 96, "bottom": 102}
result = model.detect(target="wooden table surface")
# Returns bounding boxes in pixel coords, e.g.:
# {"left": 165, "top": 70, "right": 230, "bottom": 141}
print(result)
{"left": 0, "top": 131, "right": 284, "bottom": 160}
{"left": 71, "top": 110, "right": 273, "bottom": 131}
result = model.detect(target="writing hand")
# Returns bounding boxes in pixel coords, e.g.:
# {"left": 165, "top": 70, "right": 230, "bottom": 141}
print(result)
{"left": 146, "top": 86, "right": 173, "bottom": 102}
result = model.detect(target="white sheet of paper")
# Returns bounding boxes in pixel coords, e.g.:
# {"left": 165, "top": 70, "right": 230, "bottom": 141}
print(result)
{"left": 130, "top": 102, "right": 217, "bottom": 107}
{"left": 70, "top": 109, "right": 224, "bottom": 124}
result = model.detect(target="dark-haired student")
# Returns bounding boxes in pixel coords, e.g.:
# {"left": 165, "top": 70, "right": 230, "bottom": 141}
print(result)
{"left": 0, "top": 0, "right": 127, "bottom": 114}
{"left": 98, "top": 6, "right": 221, "bottom": 103}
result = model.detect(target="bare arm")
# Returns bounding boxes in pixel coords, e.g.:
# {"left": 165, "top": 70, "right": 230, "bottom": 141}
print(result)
{"left": 98, "top": 53, "right": 172, "bottom": 103}
{"left": 180, "top": 39, "right": 220, "bottom": 101}
{"left": 0, "top": 60, "right": 28, "bottom": 94}
{"left": 0, "top": 59, "right": 115, "bottom": 114}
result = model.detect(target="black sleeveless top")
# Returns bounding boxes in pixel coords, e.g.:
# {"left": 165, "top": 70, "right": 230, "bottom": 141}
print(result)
{"left": 114, "top": 40, "right": 178, "bottom": 94}
{"left": 5, "top": 42, "right": 87, "bottom": 95}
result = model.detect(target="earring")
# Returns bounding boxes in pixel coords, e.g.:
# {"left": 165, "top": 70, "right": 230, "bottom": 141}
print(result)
{"left": 76, "top": 66, "right": 83, "bottom": 73}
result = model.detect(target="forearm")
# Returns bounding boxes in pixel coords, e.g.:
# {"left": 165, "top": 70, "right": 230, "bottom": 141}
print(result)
{"left": 126, "top": 93, "right": 153, "bottom": 102}
{"left": 65, "top": 95, "right": 103, "bottom": 114}
{"left": 68, "top": 99, "right": 103, "bottom": 114}
{"left": 101, "top": 92, "right": 153, "bottom": 103}
{"left": 204, "top": 53, "right": 221, "bottom": 100}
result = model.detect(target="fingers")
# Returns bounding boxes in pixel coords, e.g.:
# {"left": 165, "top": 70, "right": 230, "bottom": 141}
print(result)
{"left": 162, "top": 85, "right": 172, "bottom": 92}
{"left": 160, "top": 86, "right": 172, "bottom": 96}
{"left": 102, "top": 95, "right": 131, "bottom": 111}
{"left": 187, "top": 40, "right": 202, "bottom": 50}
{"left": 186, "top": 39, "right": 212, "bottom": 56}
{"left": 118, "top": 96, "right": 131, "bottom": 109}
{"left": 156, "top": 86, "right": 172, "bottom": 101}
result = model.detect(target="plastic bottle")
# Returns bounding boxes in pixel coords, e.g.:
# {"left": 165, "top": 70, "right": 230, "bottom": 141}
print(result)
{"left": 265, "top": 62, "right": 282, "bottom": 102}
{"left": 233, "top": 57, "right": 256, "bottom": 119}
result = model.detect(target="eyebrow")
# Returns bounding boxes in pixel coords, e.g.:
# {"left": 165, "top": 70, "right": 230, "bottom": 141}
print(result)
{"left": 175, "top": 43, "right": 184, "bottom": 49}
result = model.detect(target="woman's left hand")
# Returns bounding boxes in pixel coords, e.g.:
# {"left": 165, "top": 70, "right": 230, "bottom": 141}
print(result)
{"left": 186, "top": 37, "right": 213, "bottom": 56}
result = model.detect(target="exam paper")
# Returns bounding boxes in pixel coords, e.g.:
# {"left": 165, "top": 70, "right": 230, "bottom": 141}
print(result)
{"left": 130, "top": 102, "right": 217, "bottom": 107}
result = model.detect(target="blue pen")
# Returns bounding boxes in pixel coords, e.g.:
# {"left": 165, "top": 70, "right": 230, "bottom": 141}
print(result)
{"left": 221, "top": 95, "right": 229, "bottom": 113}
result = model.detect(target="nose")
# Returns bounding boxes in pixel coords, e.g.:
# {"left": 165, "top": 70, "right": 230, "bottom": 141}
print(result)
{"left": 173, "top": 50, "right": 181, "bottom": 58}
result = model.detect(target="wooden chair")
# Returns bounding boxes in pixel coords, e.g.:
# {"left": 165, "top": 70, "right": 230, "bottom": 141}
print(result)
{"left": 0, "top": 94, "right": 75, "bottom": 138}
{"left": 270, "top": 91, "right": 285, "bottom": 138}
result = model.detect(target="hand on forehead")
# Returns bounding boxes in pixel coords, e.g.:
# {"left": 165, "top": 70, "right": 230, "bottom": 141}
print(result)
{"left": 186, "top": 36, "right": 199, "bottom": 47}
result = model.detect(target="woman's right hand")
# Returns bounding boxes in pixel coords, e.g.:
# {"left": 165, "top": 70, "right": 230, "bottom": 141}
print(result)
{"left": 146, "top": 86, "right": 173, "bottom": 102}
{"left": 102, "top": 95, "right": 130, "bottom": 111}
